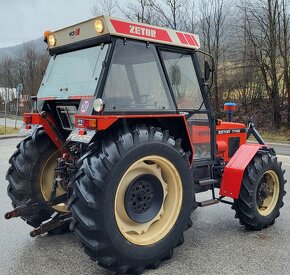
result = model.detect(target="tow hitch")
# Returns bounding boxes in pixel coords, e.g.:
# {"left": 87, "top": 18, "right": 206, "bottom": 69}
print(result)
{"left": 4, "top": 194, "right": 72, "bottom": 236}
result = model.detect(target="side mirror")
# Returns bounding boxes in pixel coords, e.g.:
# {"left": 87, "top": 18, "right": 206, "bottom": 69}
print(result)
{"left": 204, "top": 60, "right": 212, "bottom": 82}
{"left": 169, "top": 65, "right": 181, "bottom": 86}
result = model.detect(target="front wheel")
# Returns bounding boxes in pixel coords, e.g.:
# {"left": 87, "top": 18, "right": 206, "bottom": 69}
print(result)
{"left": 69, "top": 125, "right": 194, "bottom": 274}
{"left": 233, "top": 152, "right": 286, "bottom": 230}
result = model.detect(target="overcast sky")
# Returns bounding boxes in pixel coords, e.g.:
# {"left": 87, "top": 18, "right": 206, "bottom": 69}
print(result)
{"left": 0, "top": 0, "right": 99, "bottom": 48}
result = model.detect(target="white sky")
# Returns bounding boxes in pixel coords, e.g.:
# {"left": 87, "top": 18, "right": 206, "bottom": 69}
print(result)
{"left": 0, "top": 0, "right": 98, "bottom": 48}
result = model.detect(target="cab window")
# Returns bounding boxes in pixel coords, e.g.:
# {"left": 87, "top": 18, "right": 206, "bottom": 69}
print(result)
{"left": 102, "top": 40, "right": 174, "bottom": 111}
{"left": 161, "top": 51, "right": 203, "bottom": 110}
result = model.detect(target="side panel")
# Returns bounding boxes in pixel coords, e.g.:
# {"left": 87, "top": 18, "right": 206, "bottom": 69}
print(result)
{"left": 216, "top": 122, "right": 247, "bottom": 163}
{"left": 219, "top": 144, "right": 265, "bottom": 199}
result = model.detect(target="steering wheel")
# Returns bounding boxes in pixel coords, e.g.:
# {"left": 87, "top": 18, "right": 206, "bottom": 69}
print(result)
{"left": 139, "top": 94, "right": 154, "bottom": 104}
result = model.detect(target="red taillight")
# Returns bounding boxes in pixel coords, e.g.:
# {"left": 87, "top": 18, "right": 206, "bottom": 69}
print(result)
{"left": 23, "top": 116, "right": 32, "bottom": 124}
{"left": 83, "top": 119, "right": 97, "bottom": 128}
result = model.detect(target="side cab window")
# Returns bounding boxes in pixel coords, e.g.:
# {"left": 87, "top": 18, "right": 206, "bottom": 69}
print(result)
{"left": 161, "top": 50, "right": 203, "bottom": 110}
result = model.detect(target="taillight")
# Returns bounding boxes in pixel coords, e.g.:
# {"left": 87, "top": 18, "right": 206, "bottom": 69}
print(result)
{"left": 77, "top": 118, "right": 97, "bottom": 129}
{"left": 23, "top": 116, "right": 32, "bottom": 124}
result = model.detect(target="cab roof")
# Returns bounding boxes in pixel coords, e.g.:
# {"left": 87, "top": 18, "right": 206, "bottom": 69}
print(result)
{"left": 46, "top": 15, "right": 200, "bottom": 50}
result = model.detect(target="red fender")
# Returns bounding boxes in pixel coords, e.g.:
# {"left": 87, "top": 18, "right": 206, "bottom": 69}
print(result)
{"left": 219, "top": 144, "right": 268, "bottom": 199}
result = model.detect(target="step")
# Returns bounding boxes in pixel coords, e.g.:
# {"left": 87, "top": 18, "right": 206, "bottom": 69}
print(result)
{"left": 197, "top": 179, "right": 219, "bottom": 186}
{"left": 197, "top": 199, "right": 219, "bottom": 207}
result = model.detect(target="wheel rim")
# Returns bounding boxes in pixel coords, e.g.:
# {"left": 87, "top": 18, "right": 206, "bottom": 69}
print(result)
{"left": 40, "top": 150, "right": 68, "bottom": 212}
{"left": 114, "top": 155, "right": 183, "bottom": 245}
{"left": 256, "top": 170, "right": 280, "bottom": 216}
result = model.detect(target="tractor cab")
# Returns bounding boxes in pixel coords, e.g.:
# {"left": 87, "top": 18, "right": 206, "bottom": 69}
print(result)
{"left": 23, "top": 16, "right": 218, "bottom": 163}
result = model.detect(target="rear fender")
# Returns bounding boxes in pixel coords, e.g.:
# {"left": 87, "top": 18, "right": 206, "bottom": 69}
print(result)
{"left": 219, "top": 144, "right": 270, "bottom": 199}
{"left": 71, "top": 114, "right": 194, "bottom": 164}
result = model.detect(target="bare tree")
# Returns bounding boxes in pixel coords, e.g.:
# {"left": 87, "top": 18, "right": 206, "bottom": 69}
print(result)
{"left": 91, "top": 0, "right": 118, "bottom": 16}
{"left": 198, "top": 0, "right": 229, "bottom": 112}
{"left": 278, "top": 0, "right": 290, "bottom": 125}
{"left": 120, "top": 0, "right": 158, "bottom": 24}
{"left": 147, "top": 0, "right": 188, "bottom": 30}
{"left": 240, "top": 0, "right": 285, "bottom": 128}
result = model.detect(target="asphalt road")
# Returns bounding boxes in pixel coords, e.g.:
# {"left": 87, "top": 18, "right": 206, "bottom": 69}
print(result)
{"left": 0, "top": 117, "right": 22, "bottom": 128}
{"left": 0, "top": 138, "right": 290, "bottom": 275}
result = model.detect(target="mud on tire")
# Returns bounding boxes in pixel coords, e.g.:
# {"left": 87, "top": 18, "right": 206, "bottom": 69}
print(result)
{"left": 233, "top": 151, "right": 286, "bottom": 230}
{"left": 68, "top": 125, "right": 195, "bottom": 274}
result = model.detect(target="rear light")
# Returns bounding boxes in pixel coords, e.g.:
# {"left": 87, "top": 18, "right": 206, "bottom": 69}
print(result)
{"left": 23, "top": 116, "right": 32, "bottom": 124}
{"left": 77, "top": 118, "right": 97, "bottom": 129}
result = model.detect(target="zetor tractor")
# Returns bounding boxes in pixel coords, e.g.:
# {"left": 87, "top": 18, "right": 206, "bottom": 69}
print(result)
{"left": 5, "top": 16, "right": 286, "bottom": 274}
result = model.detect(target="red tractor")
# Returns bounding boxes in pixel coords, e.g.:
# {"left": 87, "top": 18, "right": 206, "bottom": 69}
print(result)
{"left": 5, "top": 16, "right": 286, "bottom": 274}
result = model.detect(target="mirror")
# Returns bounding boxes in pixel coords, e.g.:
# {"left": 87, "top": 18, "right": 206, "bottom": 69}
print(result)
{"left": 169, "top": 65, "right": 181, "bottom": 86}
{"left": 204, "top": 60, "right": 211, "bottom": 82}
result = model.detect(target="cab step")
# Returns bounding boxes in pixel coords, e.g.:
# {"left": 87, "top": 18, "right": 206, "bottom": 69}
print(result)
{"left": 197, "top": 199, "right": 219, "bottom": 207}
{"left": 197, "top": 179, "right": 218, "bottom": 186}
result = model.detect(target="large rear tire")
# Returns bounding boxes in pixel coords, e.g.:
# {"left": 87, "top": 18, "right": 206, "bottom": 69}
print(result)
{"left": 6, "top": 127, "right": 68, "bottom": 231}
{"left": 233, "top": 152, "right": 286, "bottom": 230}
{"left": 68, "top": 125, "right": 194, "bottom": 274}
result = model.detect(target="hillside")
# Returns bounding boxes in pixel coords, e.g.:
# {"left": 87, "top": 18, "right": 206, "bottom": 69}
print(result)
{"left": 0, "top": 38, "right": 47, "bottom": 61}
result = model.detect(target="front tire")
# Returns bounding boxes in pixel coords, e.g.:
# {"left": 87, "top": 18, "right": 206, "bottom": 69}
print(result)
{"left": 233, "top": 151, "right": 286, "bottom": 230}
{"left": 69, "top": 125, "right": 194, "bottom": 274}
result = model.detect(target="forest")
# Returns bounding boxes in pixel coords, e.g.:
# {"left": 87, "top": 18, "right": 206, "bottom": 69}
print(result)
{"left": 0, "top": 0, "right": 289, "bottom": 132}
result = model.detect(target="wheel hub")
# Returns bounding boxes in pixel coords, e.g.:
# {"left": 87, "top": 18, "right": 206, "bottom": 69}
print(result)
{"left": 125, "top": 174, "right": 164, "bottom": 223}
{"left": 257, "top": 181, "right": 269, "bottom": 207}
{"left": 256, "top": 170, "right": 280, "bottom": 216}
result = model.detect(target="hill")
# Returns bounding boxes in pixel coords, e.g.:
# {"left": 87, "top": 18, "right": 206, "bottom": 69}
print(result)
{"left": 0, "top": 38, "right": 47, "bottom": 61}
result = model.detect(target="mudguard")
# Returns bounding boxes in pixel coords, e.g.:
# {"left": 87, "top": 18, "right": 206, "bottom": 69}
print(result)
{"left": 219, "top": 144, "right": 268, "bottom": 199}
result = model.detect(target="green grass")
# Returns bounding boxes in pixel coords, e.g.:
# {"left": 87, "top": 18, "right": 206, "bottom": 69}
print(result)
{"left": 0, "top": 126, "right": 19, "bottom": 135}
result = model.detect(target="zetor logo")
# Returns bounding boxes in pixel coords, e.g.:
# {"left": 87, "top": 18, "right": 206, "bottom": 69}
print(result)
{"left": 129, "top": 25, "right": 156, "bottom": 38}
{"left": 69, "top": 28, "right": 80, "bottom": 38}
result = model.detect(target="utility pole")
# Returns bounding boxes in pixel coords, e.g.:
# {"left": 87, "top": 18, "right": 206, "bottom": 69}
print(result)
{"left": 15, "top": 84, "right": 23, "bottom": 129}
{"left": 4, "top": 88, "right": 7, "bottom": 134}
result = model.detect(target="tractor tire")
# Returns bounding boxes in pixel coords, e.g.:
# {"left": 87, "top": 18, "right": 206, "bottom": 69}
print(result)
{"left": 233, "top": 151, "right": 286, "bottom": 230}
{"left": 6, "top": 127, "right": 69, "bottom": 232}
{"left": 68, "top": 125, "right": 194, "bottom": 274}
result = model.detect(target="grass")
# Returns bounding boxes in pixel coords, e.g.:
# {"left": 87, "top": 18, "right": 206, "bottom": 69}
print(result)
{"left": 249, "top": 127, "right": 290, "bottom": 144}
{"left": 0, "top": 126, "right": 19, "bottom": 135}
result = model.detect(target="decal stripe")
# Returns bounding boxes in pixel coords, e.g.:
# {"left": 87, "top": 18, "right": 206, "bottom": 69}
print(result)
{"left": 176, "top": 32, "right": 188, "bottom": 44}
{"left": 190, "top": 34, "right": 199, "bottom": 47}
{"left": 184, "top": 34, "right": 195, "bottom": 46}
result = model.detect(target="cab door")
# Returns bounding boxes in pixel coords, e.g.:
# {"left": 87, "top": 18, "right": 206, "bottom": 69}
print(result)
{"left": 160, "top": 49, "right": 213, "bottom": 161}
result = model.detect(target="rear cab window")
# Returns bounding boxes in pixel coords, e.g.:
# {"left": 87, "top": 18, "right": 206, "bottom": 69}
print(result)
{"left": 102, "top": 39, "right": 175, "bottom": 112}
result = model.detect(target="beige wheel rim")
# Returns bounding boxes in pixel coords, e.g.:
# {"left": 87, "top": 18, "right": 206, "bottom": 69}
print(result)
{"left": 40, "top": 150, "right": 68, "bottom": 212}
{"left": 256, "top": 170, "right": 280, "bottom": 216}
{"left": 114, "top": 155, "right": 183, "bottom": 245}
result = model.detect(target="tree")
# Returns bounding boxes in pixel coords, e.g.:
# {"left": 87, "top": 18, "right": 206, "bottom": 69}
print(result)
{"left": 198, "top": 0, "right": 229, "bottom": 112}
{"left": 240, "top": 0, "right": 286, "bottom": 128}
{"left": 91, "top": 0, "right": 118, "bottom": 16}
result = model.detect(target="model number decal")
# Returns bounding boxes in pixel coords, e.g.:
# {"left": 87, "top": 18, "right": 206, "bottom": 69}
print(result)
{"left": 217, "top": 129, "right": 246, "bottom": 135}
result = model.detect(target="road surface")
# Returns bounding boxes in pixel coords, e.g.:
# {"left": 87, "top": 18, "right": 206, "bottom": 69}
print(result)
{"left": 0, "top": 117, "right": 22, "bottom": 128}
{"left": 0, "top": 138, "right": 289, "bottom": 275}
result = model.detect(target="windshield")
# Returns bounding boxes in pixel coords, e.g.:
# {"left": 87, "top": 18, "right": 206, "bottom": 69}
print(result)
{"left": 38, "top": 44, "right": 109, "bottom": 98}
